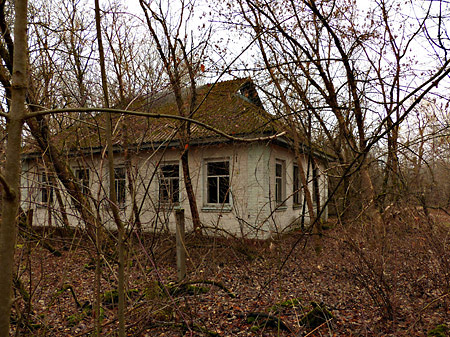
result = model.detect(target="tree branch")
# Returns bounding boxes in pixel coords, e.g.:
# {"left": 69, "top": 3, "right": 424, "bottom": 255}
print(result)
{"left": 0, "top": 171, "right": 15, "bottom": 199}
{"left": 24, "top": 107, "right": 287, "bottom": 143}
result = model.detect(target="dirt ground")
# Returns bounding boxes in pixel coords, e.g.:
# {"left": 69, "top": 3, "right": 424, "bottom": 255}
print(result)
{"left": 10, "top": 209, "right": 450, "bottom": 336}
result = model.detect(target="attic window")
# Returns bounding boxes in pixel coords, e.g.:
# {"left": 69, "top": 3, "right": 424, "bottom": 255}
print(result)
{"left": 238, "top": 81, "right": 263, "bottom": 107}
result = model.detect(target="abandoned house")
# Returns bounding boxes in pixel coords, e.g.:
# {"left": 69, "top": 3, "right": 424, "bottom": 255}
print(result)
{"left": 21, "top": 78, "right": 331, "bottom": 238}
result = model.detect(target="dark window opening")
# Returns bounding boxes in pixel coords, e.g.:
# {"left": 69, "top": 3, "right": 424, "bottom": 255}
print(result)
{"left": 75, "top": 168, "right": 90, "bottom": 197}
{"left": 159, "top": 164, "right": 180, "bottom": 205}
{"left": 275, "top": 161, "right": 284, "bottom": 205}
{"left": 114, "top": 167, "right": 126, "bottom": 206}
{"left": 207, "top": 161, "right": 230, "bottom": 204}
{"left": 40, "top": 171, "right": 53, "bottom": 204}
{"left": 293, "top": 165, "right": 301, "bottom": 206}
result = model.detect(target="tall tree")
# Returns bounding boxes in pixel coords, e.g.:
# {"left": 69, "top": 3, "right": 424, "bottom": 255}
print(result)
{"left": 0, "top": 0, "right": 28, "bottom": 334}
{"left": 139, "top": 0, "right": 211, "bottom": 234}
{"left": 219, "top": 0, "right": 450, "bottom": 222}
{"left": 94, "top": 0, "right": 126, "bottom": 335}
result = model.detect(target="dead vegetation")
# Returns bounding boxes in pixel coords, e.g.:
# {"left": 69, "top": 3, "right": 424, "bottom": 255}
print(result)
{"left": 9, "top": 208, "right": 450, "bottom": 336}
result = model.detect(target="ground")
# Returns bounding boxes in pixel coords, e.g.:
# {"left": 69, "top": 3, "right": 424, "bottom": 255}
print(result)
{"left": 10, "top": 209, "right": 450, "bottom": 336}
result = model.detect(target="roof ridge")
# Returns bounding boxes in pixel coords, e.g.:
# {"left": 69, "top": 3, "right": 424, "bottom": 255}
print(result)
{"left": 200, "top": 77, "right": 251, "bottom": 89}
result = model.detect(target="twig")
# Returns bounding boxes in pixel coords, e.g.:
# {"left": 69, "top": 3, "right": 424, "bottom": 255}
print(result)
{"left": 134, "top": 231, "right": 194, "bottom": 335}
{"left": 302, "top": 318, "right": 333, "bottom": 337}
{"left": 406, "top": 292, "right": 450, "bottom": 333}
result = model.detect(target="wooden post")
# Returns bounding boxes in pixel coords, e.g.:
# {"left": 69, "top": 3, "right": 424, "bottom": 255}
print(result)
{"left": 175, "top": 209, "right": 186, "bottom": 281}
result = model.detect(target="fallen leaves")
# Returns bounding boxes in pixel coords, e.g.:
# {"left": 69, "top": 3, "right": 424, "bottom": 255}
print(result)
{"left": 10, "top": 216, "right": 450, "bottom": 336}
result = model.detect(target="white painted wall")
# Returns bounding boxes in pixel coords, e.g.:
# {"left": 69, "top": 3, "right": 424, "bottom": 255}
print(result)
{"left": 21, "top": 141, "right": 328, "bottom": 238}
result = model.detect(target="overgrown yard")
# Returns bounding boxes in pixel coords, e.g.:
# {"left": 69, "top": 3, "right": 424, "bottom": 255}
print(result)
{"left": 10, "top": 209, "right": 450, "bottom": 336}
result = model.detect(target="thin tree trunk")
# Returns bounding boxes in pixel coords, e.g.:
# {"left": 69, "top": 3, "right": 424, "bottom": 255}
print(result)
{"left": 139, "top": 0, "right": 202, "bottom": 235}
{"left": 360, "top": 163, "right": 383, "bottom": 224}
{"left": 51, "top": 174, "right": 70, "bottom": 229}
{"left": 0, "top": 0, "right": 27, "bottom": 334}
{"left": 312, "top": 159, "right": 321, "bottom": 219}
{"left": 249, "top": 26, "right": 318, "bottom": 244}
{"left": 181, "top": 149, "right": 201, "bottom": 234}
{"left": 94, "top": 2, "right": 125, "bottom": 336}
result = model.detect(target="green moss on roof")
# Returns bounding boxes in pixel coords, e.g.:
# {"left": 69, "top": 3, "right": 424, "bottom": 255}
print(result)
{"left": 34, "top": 78, "right": 282, "bottom": 153}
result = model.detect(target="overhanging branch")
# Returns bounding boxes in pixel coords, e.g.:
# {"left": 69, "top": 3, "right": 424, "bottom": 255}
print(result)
{"left": 24, "top": 107, "right": 286, "bottom": 143}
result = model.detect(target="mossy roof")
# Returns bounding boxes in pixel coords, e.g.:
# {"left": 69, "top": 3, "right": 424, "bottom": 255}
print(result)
{"left": 34, "top": 78, "right": 282, "bottom": 154}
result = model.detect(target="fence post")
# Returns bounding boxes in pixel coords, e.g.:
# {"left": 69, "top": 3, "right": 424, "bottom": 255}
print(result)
{"left": 175, "top": 209, "right": 186, "bottom": 281}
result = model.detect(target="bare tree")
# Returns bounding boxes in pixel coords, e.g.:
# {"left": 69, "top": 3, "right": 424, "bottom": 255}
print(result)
{"left": 218, "top": 0, "right": 450, "bottom": 223}
{"left": 139, "top": 0, "right": 211, "bottom": 234}
{"left": 93, "top": 0, "right": 126, "bottom": 334}
{"left": 0, "top": 0, "right": 28, "bottom": 334}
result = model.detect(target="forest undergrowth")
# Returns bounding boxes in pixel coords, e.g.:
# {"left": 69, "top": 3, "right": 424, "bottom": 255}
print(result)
{"left": 10, "top": 208, "right": 450, "bottom": 336}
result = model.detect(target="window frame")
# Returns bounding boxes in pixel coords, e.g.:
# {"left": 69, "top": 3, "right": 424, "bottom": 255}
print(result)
{"left": 158, "top": 162, "right": 180, "bottom": 206}
{"left": 75, "top": 168, "right": 90, "bottom": 197}
{"left": 293, "top": 165, "right": 302, "bottom": 207}
{"left": 204, "top": 159, "right": 231, "bottom": 207}
{"left": 275, "top": 159, "right": 286, "bottom": 206}
{"left": 38, "top": 170, "right": 53, "bottom": 205}
{"left": 114, "top": 167, "right": 126, "bottom": 207}
{"left": 312, "top": 165, "right": 320, "bottom": 206}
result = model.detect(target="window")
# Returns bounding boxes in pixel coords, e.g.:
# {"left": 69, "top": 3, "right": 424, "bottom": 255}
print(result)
{"left": 159, "top": 164, "right": 179, "bottom": 205}
{"left": 275, "top": 160, "right": 285, "bottom": 205}
{"left": 39, "top": 171, "right": 53, "bottom": 204}
{"left": 312, "top": 166, "right": 320, "bottom": 206}
{"left": 206, "top": 161, "right": 230, "bottom": 204}
{"left": 293, "top": 165, "right": 301, "bottom": 206}
{"left": 75, "top": 168, "right": 90, "bottom": 197}
{"left": 114, "top": 167, "right": 126, "bottom": 206}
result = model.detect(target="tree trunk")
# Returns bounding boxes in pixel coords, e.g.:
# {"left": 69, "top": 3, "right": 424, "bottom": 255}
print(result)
{"left": 0, "top": 0, "right": 27, "bottom": 334}
{"left": 181, "top": 149, "right": 202, "bottom": 234}
{"left": 94, "top": 1, "right": 125, "bottom": 335}
{"left": 139, "top": 0, "right": 202, "bottom": 235}
{"left": 26, "top": 115, "right": 98, "bottom": 237}
{"left": 360, "top": 163, "right": 382, "bottom": 224}
{"left": 51, "top": 174, "right": 71, "bottom": 229}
